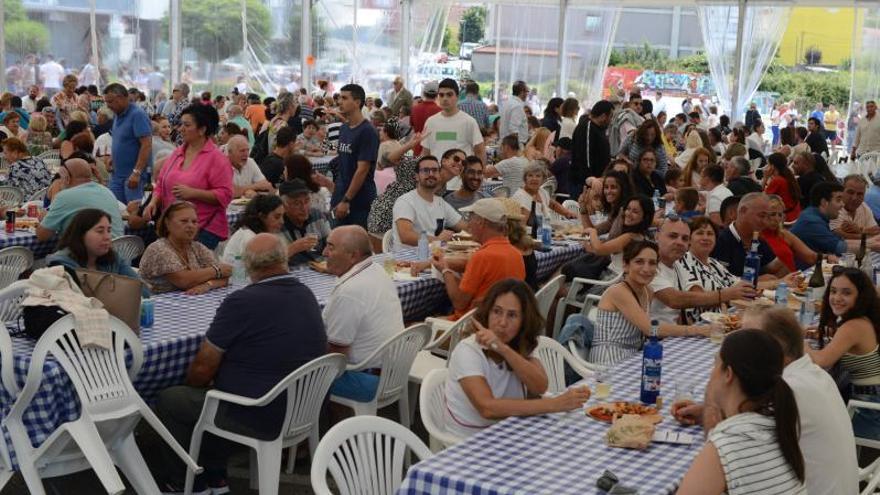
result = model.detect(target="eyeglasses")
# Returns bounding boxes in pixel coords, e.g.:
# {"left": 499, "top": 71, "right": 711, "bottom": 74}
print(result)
{"left": 419, "top": 167, "right": 440, "bottom": 174}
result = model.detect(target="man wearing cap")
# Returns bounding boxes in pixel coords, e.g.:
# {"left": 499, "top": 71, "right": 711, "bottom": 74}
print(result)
{"left": 393, "top": 155, "right": 466, "bottom": 248}
{"left": 550, "top": 137, "right": 573, "bottom": 197}
{"left": 431, "top": 198, "right": 526, "bottom": 320}
{"left": 410, "top": 81, "right": 441, "bottom": 155}
{"left": 279, "top": 179, "right": 332, "bottom": 265}
{"left": 444, "top": 156, "right": 490, "bottom": 212}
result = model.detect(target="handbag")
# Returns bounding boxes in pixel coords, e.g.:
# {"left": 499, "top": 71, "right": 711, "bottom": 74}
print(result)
{"left": 74, "top": 268, "right": 143, "bottom": 333}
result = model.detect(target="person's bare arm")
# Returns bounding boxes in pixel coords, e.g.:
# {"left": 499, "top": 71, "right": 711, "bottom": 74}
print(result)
{"left": 186, "top": 340, "right": 223, "bottom": 387}
{"left": 808, "top": 320, "right": 865, "bottom": 369}
{"left": 134, "top": 136, "right": 152, "bottom": 174}
{"left": 328, "top": 343, "right": 350, "bottom": 356}
{"left": 396, "top": 218, "right": 421, "bottom": 246}
{"left": 458, "top": 376, "right": 587, "bottom": 420}
{"left": 653, "top": 281, "right": 755, "bottom": 310}
{"left": 35, "top": 225, "right": 57, "bottom": 242}
{"left": 164, "top": 266, "right": 228, "bottom": 290}
{"left": 608, "top": 284, "right": 706, "bottom": 337}
{"left": 781, "top": 230, "right": 818, "bottom": 266}
{"left": 484, "top": 164, "right": 501, "bottom": 178}
{"left": 676, "top": 442, "right": 727, "bottom": 495}
{"left": 474, "top": 142, "right": 487, "bottom": 166}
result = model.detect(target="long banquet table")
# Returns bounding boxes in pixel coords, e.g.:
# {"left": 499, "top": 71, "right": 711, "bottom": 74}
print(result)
{"left": 398, "top": 337, "right": 717, "bottom": 495}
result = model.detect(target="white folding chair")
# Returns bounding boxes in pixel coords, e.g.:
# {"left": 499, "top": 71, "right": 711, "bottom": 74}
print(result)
{"left": 553, "top": 270, "right": 621, "bottom": 336}
{"left": 562, "top": 199, "right": 580, "bottom": 216}
{"left": 37, "top": 150, "right": 60, "bottom": 161}
{"left": 0, "top": 323, "right": 13, "bottom": 493}
{"left": 310, "top": 416, "right": 432, "bottom": 495}
{"left": 492, "top": 186, "right": 510, "bottom": 198}
{"left": 535, "top": 275, "right": 564, "bottom": 330}
{"left": 382, "top": 229, "right": 393, "bottom": 253}
{"left": 111, "top": 235, "right": 146, "bottom": 264}
{"left": 331, "top": 324, "right": 432, "bottom": 429}
{"left": 848, "top": 400, "right": 880, "bottom": 494}
{"left": 184, "top": 354, "right": 346, "bottom": 495}
{"left": 3, "top": 315, "right": 201, "bottom": 495}
{"left": 43, "top": 158, "right": 61, "bottom": 175}
{"left": 27, "top": 187, "right": 48, "bottom": 203}
{"left": 533, "top": 336, "right": 598, "bottom": 394}
{"left": 0, "top": 246, "right": 33, "bottom": 290}
{"left": 858, "top": 152, "right": 880, "bottom": 181}
{"left": 0, "top": 280, "right": 27, "bottom": 327}
{"left": 419, "top": 369, "right": 464, "bottom": 452}
{"left": 0, "top": 186, "right": 24, "bottom": 209}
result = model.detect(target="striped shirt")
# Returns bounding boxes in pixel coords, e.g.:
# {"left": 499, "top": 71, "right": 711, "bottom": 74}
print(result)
{"left": 677, "top": 252, "right": 739, "bottom": 324}
{"left": 458, "top": 95, "right": 490, "bottom": 129}
{"left": 708, "top": 412, "right": 806, "bottom": 495}
{"left": 590, "top": 308, "right": 644, "bottom": 366}
{"left": 839, "top": 345, "right": 880, "bottom": 384}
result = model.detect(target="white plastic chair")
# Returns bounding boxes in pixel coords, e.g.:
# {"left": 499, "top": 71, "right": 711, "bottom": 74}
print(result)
{"left": 858, "top": 152, "right": 880, "bottom": 180}
{"left": 43, "top": 158, "right": 61, "bottom": 174}
{"left": 184, "top": 354, "right": 347, "bottom": 495}
{"left": 562, "top": 199, "right": 580, "bottom": 216}
{"left": 535, "top": 274, "right": 564, "bottom": 329}
{"left": 0, "top": 246, "right": 34, "bottom": 290}
{"left": 111, "top": 235, "right": 145, "bottom": 264}
{"left": 0, "top": 186, "right": 24, "bottom": 209}
{"left": 533, "top": 336, "right": 598, "bottom": 394}
{"left": 331, "top": 324, "right": 432, "bottom": 429}
{"left": 27, "top": 186, "right": 48, "bottom": 203}
{"left": 382, "top": 229, "right": 393, "bottom": 253}
{"left": 310, "top": 416, "right": 433, "bottom": 495}
{"left": 4, "top": 315, "right": 201, "bottom": 495}
{"left": 0, "top": 280, "right": 27, "bottom": 328}
{"left": 552, "top": 270, "right": 621, "bottom": 336}
{"left": 848, "top": 400, "right": 880, "bottom": 494}
{"left": 492, "top": 186, "right": 510, "bottom": 198}
{"left": 0, "top": 323, "right": 14, "bottom": 493}
{"left": 419, "top": 369, "right": 463, "bottom": 452}
{"left": 37, "top": 150, "right": 60, "bottom": 161}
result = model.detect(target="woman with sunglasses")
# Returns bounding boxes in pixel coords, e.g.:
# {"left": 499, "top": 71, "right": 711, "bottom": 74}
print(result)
{"left": 809, "top": 268, "right": 880, "bottom": 439}
{"left": 139, "top": 201, "right": 232, "bottom": 294}
{"left": 762, "top": 194, "right": 818, "bottom": 273}
{"left": 582, "top": 195, "right": 654, "bottom": 276}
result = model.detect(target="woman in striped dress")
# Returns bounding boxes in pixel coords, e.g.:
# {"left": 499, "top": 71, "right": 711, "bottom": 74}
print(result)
{"left": 589, "top": 240, "right": 708, "bottom": 366}
{"left": 678, "top": 330, "right": 806, "bottom": 494}
{"left": 809, "top": 268, "right": 880, "bottom": 439}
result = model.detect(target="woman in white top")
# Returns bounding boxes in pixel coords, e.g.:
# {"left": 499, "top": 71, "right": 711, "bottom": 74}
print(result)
{"left": 221, "top": 194, "right": 285, "bottom": 264}
{"left": 511, "top": 162, "right": 577, "bottom": 221}
{"left": 746, "top": 120, "right": 767, "bottom": 155}
{"left": 444, "top": 279, "right": 591, "bottom": 439}
{"left": 678, "top": 329, "right": 806, "bottom": 495}
{"left": 558, "top": 98, "right": 579, "bottom": 140}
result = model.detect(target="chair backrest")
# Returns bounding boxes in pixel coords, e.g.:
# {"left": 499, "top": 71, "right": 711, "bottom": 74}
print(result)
{"left": 0, "top": 321, "right": 18, "bottom": 397}
{"left": 534, "top": 336, "right": 596, "bottom": 394}
{"left": 492, "top": 186, "right": 509, "bottom": 198}
{"left": 0, "top": 280, "right": 27, "bottom": 331}
{"left": 374, "top": 324, "right": 431, "bottom": 406}
{"left": 419, "top": 368, "right": 462, "bottom": 450}
{"left": 382, "top": 230, "right": 393, "bottom": 253}
{"left": 425, "top": 309, "right": 476, "bottom": 358}
{"left": 562, "top": 200, "right": 580, "bottom": 215}
{"left": 43, "top": 158, "right": 61, "bottom": 174}
{"left": 534, "top": 274, "right": 564, "bottom": 324}
{"left": 111, "top": 235, "right": 146, "bottom": 264}
{"left": 27, "top": 186, "right": 48, "bottom": 203}
{"left": 282, "top": 353, "right": 347, "bottom": 441}
{"left": 310, "top": 416, "right": 432, "bottom": 495}
{"left": 0, "top": 186, "right": 24, "bottom": 209}
{"left": 0, "top": 247, "right": 33, "bottom": 290}
{"left": 38, "top": 150, "right": 61, "bottom": 161}
{"left": 540, "top": 178, "right": 557, "bottom": 198}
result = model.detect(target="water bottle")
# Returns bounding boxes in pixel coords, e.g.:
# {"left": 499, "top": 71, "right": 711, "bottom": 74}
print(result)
{"left": 232, "top": 255, "right": 247, "bottom": 287}
{"left": 652, "top": 189, "right": 661, "bottom": 212}
{"left": 540, "top": 215, "right": 552, "bottom": 248}
{"left": 775, "top": 282, "right": 788, "bottom": 306}
{"left": 139, "top": 297, "right": 154, "bottom": 328}
{"left": 417, "top": 230, "right": 430, "bottom": 261}
{"left": 800, "top": 296, "right": 816, "bottom": 327}
{"left": 640, "top": 319, "right": 663, "bottom": 405}
{"left": 742, "top": 232, "right": 761, "bottom": 288}
{"left": 664, "top": 199, "right": 674, "bottom": 216}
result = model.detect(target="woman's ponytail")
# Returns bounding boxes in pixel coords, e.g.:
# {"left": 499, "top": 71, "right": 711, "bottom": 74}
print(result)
{"left": 773, "top": 376, "right": 804, "bottom": 483}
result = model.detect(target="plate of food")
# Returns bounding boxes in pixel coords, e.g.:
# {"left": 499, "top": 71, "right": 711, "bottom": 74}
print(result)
{"left": 730, "top": 297, "right": 774, "bottom": 310}
{"left": 308, "top": 260, "right": 328, "bottom": 273}
{"left": 452, "top": 231, "right": 473, "bottom": 242}
{"left": 565, "top": 234, "right": 591, "bottom": 242}
{"left": 701, "top": 312, "right": 741, "bottom": 331}
{"left": 586, "top": 402, "right": 662, "bottom": 424}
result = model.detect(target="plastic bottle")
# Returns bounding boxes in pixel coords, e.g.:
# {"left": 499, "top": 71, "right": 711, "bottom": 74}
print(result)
{"left": 417, "top": 230, "right": 430, "bottom": 261}
{"left": 775, "top": 282, "right": 788, "bottom": 306}
{"left": 640, "top": 319, "right": 663, "bottom": 405}
{"left": 232, "top": 255, "right": 247, "bottom": 287}
{"left": 652, "top": 189, "right": 661, "bottom": 212}
{"left": 139, "top": 297, "right": 154, "bottom": 328}
{"left": 742, "top": 232, "right": 761, "bottom": 288}
{"left": 540, "top": 215, "right": 552, "bottom": 248}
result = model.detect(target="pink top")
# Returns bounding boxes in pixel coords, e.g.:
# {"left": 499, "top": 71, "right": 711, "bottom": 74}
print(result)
{"left": 157, "top": 139, "right": 234, "bottom": 239}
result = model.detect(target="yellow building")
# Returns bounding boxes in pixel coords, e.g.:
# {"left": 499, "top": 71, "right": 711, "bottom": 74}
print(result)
{"left": 778, "top": 7, "right": 857, "bottom": 67}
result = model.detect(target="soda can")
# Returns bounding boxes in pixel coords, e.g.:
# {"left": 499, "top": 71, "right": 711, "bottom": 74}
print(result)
{"left": 140, "top": 298, "right": 154, "bottom": 328}
{"left": 5, "top": 211, "right": 15, "bottom": 234}
{"left": 27, "top": 203, "right": 38, "bottom": 218}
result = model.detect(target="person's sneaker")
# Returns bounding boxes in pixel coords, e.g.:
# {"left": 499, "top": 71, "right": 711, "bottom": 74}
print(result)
{"left": 159, "top": 480, "right": 211, "bottom": 495}
{"left": 208, "top": 479, "right": 231, "bottom": 495}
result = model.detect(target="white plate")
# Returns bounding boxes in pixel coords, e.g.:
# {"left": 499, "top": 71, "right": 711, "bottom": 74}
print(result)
{"left": 700, "top": 312, "right": 726, "bottom": 324}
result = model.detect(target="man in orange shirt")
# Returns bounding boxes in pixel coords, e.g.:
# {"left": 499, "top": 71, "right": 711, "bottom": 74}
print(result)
{"left": 431, "top": 198, "right": 526, "bottom": 319}
{"left": 244, "top": 93, "right": 267, "bottom": 132}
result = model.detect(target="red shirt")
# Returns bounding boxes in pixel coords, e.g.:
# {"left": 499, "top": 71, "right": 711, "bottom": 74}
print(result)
{"left": 762, "top": 228, "right": 795, "bottom": 272}
{"left": 410, "top": 100, "right": 440, "bottom": 155}
{"left": 764, "top": 176, "right": 801, "bottom": 222}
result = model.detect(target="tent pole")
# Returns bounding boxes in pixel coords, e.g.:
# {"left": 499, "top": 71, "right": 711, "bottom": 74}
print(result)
{"left": 302, "top": 0, "right": 312, "bottom": 92}
{"left": 731, "top": 0, "right": 747, "bottom": 120}
{"left": 170, "top": 0, "right": 181, "bottom": 87}
{"left": 493, "top": 4, "right": 502, "bottom": 104}
{"left": 556, "top": 0, "right": 568, "bottom": 97}
{"left": 400, "top": 0, "right": 411, "bottom": 87}
{"left": 0, "top": 0, "right": 6, "bottom": 92}
{"left": 241, "top": 0, "right": 248, "bottom": 90}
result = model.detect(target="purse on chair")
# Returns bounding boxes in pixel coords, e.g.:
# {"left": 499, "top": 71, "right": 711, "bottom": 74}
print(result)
{"left": 74, "top": 269, "right": 144, "bottom": 333}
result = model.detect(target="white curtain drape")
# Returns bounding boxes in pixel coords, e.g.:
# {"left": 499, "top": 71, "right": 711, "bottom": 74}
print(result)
{"left": 565, "top": 5, "right": 620, "bottom": 106}
{"left": 698, "top": 3, "right": 790, "bottom": 121}
{"left": 847, "top": 6, "right": 880, "bottom": 152}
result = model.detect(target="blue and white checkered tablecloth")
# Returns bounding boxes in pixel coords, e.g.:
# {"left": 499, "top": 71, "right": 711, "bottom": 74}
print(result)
{"left": 309, "top": 155, "right": 336, "bottom": 175}
{"left": 480, "top": 180, "right": 504, "bottom": 196}
{"left": 398, "top": 337, "right": 718, "bottom": 495}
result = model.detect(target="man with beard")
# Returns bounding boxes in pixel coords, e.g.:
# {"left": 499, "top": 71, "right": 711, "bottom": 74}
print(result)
{"left": 570, "top": 100, "right": 613, "bottom": 198}
{"left": 392, "top": 155, "right": 466, "bottom": 248}
{"left": 444, "top": 156, "right": 489, "bottom": 211}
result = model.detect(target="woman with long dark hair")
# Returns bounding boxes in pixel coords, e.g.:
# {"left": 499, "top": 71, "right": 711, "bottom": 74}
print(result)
{"left": 763, "top": 152, "right": 802, "bottom": 222}
{"left": 678, "top": 329, "right": 805, "bottom": 494}
{"left": 618, "top": 119, "right": 669, "bottom": 174}
{"left": 582, "top": 195, "right": 654, "bottom": 275}
{"left": 579, "top": 169, "right": 634, "bottom": 236}
{"left": 541, "top": 97, "right": 563, "bottom": 137}
{"left": 810, "top": 268, "right": 880, "bottom": 439}
{"left": 443, "top": 279, "right": 591, "bottom": 439}
{"left": 221, "top": 194, "right": 284, "bottom": 264}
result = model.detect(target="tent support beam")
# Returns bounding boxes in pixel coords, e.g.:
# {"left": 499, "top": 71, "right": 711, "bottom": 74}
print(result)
{"left": 556, "top": 0, "right": 568, "bottom": 97}
{"left": 730, "top": 0, "right": 746, "bottom": 119}
{"left": 0, "top": 0, "right": 5, "bottom": 92}
{"left": 493, "top": 5, "right": 502, "bottom": 103}
{"left": 302, "top": 0, "right": 312, "bottom": 92}
{"left": 170, "top": 0, "right": 182, "bottom": 87}
{"left": 400, "top": 0, "right": 411, "bottom": 86}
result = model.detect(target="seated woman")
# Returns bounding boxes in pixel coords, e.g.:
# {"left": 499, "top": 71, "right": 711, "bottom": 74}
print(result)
{"left": 3, "top": 137, "right": 53, "bottom": 198}
{"left": 809, "top": 268, "right": 880, "bottom": 439}
{"left": 46, "top": 208, "right": 149, "bottom": 297}
{"left": 590, "top": 241, "right": 708, "bottom": 366}
{"left": 366, "top": 132, "right": 428, "bottom": 235}
{"left": 25, "top": 114, "right": 53, "bottom": 157}
{"left": 631, "top": 148, "right": 669, "bottom": 201}
{"left": 579, "top": 169, "right": 633, "bottom": 235}
{"left": 511, "top": 163, "right": 577, "bottom": 221}
{"left": 139, "top": 201, "right": 232, "bottom": 294}
{"left": 677, "top": 329, "right": 805, "bottom": 494}
{"left": 221, "top": 194, "right": 284, "bottom": 265}
{"left": 618, "top": 119, "right": 669, "bottom": 174}
{"left": 762, "top": 194, "right": 817, "bottom": 273}
{"left": 524, "top": 128, "right": 553, "bottom": 161}
{"left": 680, "top": 147, "right": 713, "bottom": 189}
{"left": 582, "top": 194, "right": 654, "bottom": 275}
{"left": 444, "top": 279, "right": 591, "bottom": 440}
{"left": 763, "top": 153, "right": 801, "bottom": 222}
{"left": 58, "top": 120, "right": 92, "bottom": 160}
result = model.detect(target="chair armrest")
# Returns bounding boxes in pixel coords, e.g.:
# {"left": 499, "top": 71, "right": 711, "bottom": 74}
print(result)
{"left": 848, "top": 399, "right": 880, "bottom": 415}
{"left": 204, "top": 389, "right": 266, "bottom": 408}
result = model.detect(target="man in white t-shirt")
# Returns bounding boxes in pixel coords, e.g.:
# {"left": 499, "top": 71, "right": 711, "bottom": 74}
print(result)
{"left": 423, "top": 78, "right": 486, "bottom": 191}
{"left": 485, "top": 133, "right": 530, "bottom": 193}
{"left": 831, "top": 174, "right": 880, "bottom": 239}
{"left": 392, "top": 155, "right": 466, "bottom": 248}
{"left": 323, "top": 225, "right": 405, "bottom": 402}
{"left": 226, "top": 135, "right": 273, "bottom": 198}
{"left": 39, "top": 55, "right": 65, "bottom": 97}
{"left": 701, "top": 164, "right": 733, "bottom": 227}
{"left": 674, "top": 307, "right": 858, "bottom": 495}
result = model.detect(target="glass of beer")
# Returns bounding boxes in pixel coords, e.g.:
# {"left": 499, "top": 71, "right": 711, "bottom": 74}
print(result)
{"left": 594, "top": 368, "right": 611, "bottom": 399}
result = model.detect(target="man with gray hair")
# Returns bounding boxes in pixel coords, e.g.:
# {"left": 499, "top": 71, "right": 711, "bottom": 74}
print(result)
{"left": 155, "top": 232, "right": 327, "bottom": 493}
{"left": 830, "top": 173, "right": 880, "bottom": 239}
{"left": 711, "top": 192, "right": 789, "bottom": 278}
{"left": 323, "top": 225, "right": 404, "bottom": 401}
{"left": 225, "top": 103, "right": 254, "bottom": 146}
{"left": 103, "top": 82, "right": 152, "bottom": 202}
{"left": 723, "top": 156, "right": 761, "bottom": 196}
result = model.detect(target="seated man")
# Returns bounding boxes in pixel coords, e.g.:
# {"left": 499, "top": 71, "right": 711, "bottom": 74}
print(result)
{"left": 700, "top": 164, "right": 732, "bottom": 227}
{"left": 37, "top": 158, "right": 124, "bottom": 241}
{"left": 430, "top": 198, "right": 526, "bottom": 320}
{"left": 323, "top": 225, "right": 404, "bottom": 401}
{"left": 724, "top": 156, "right": 762, "bottom": 196}
{"left": 226, "top": 134, "right": 273, "bottom": 198}
{"left": 485, "top": 133, "right": 530, "bottom": 193}
{"left": 672, "top": 307, "right": 858, "bottom": 495}
{"left": 155, "top": 233, "right": 327, "bottom": 493}
{"left": 444, "top": 155, "right": 489, "bottom": 212}
{"left": 392, "top": 155, "right": 466, "bottom": 248}
{"left": 830, "top": 174, "right": 880, "bottom": 240}
{"left": 279, "top": 179, "right": 331, "bottom": 265}
{"left": 712, "top": 192, "right": 789, "bottom": 277}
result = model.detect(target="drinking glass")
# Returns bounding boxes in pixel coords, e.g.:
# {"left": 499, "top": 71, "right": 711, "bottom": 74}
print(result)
{"left": 383, "top": 256, "right": 395, "bottom": 277}
{"left": 671, "top": 378, "right": 695, "bottom": 403}
{"left": 709, "top": 323, "right": 725, "bottom": 345}
{"left": 593, "top": 368, "right": 611, "bottom": 399}
{"left": 841, "top": 253, "right": 856, "bottom": 268}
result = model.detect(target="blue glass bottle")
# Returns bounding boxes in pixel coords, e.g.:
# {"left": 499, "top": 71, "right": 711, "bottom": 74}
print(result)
{"left": 640, "top": 320, "right": 663, "bottom": 405}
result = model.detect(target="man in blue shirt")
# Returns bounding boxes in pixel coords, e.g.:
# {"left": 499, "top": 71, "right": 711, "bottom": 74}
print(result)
{"left": 711, "top": 192, "right": 789, "bottom": 278}
{"left": 790, "top": 181, "right": 853, "bottom": 269}
{"left": 865, "top": 175, "right": 880, "bottom": 221}
{"left": 104, "top": 83, "right": 152, "bottom": 202}
{"left": 332, "top": 83, "right": 379, "bottom": 229}
{"left": 36, "top": 159, "right": 124, "bottom": 240}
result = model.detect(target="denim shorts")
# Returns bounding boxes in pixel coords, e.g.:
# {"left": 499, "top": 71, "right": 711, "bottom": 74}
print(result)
{"left": 851, "top": 392, "right": 880, "bottom": 440}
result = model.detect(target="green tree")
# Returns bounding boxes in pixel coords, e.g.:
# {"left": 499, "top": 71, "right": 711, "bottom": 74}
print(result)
{"left": 459, "top": 7, "right": 486, "bottom": 44}
{"left": 3, "top": 0, "right": 27, "bottom": 22}
{"left": 3, "top": 0, "right": 50, "bottom": 56}
{"left": 276, "top": 7, "right": 327, "bottom": 62}
{"left": 163, "top": 0, "right": 271, "bottom": 64}
{"left": 442, "top": 25, "right": 459, "bottom": 56}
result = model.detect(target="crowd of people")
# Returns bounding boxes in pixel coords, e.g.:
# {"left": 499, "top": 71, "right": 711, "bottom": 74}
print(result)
{"left": 5, "top": 68, "right": 880, "bottom": 494}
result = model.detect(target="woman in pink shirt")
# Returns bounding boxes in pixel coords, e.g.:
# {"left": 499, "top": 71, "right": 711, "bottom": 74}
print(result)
{"left": 143, "top": 104, "right": 233, "bottom": 249}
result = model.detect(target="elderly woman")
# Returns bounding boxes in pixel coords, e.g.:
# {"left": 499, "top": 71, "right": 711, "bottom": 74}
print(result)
{"left": 51, "top": 74, "right": 81, "bottom": 129}
{"left": 143, "top": 104, "right": 234, "bottom": 249}
{"left": 46, "top": 209, "right": 149, "bottom": 297}
{"left": 221, "top": 194, "right": 284, "bottom": 264}
{"left": 139, "top": 201, "right": 231, "bottom": 294}
{"left": 619, "top": 119, "right": 669, "bottom": 175}
{"left": 3, "top": 137, "right": 52, "bottom": 197}
{"left": 511, "top": 162, "right": 577, "bottom": 221}
{"left": 25, "top": 114, "right": 52, "bottom": 156}
{"left": 444, "top": 279, "right": 591, "bottom": 440}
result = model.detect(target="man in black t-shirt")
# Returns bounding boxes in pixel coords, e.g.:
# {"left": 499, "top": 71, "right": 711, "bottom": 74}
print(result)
{"left": 259, "top": 125, "right": 297, "bottom": 186}
{"left": 792, "top": 151, "right": 825, "bottom": 209}
{"left": 724, "top": 156, "right": 762, "bottom": 196}
{"left": 331, "top": 83, "right": 379, "bottom": 228}
{"left": 570, "top": 100, "right": 613, "bottom": 198}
